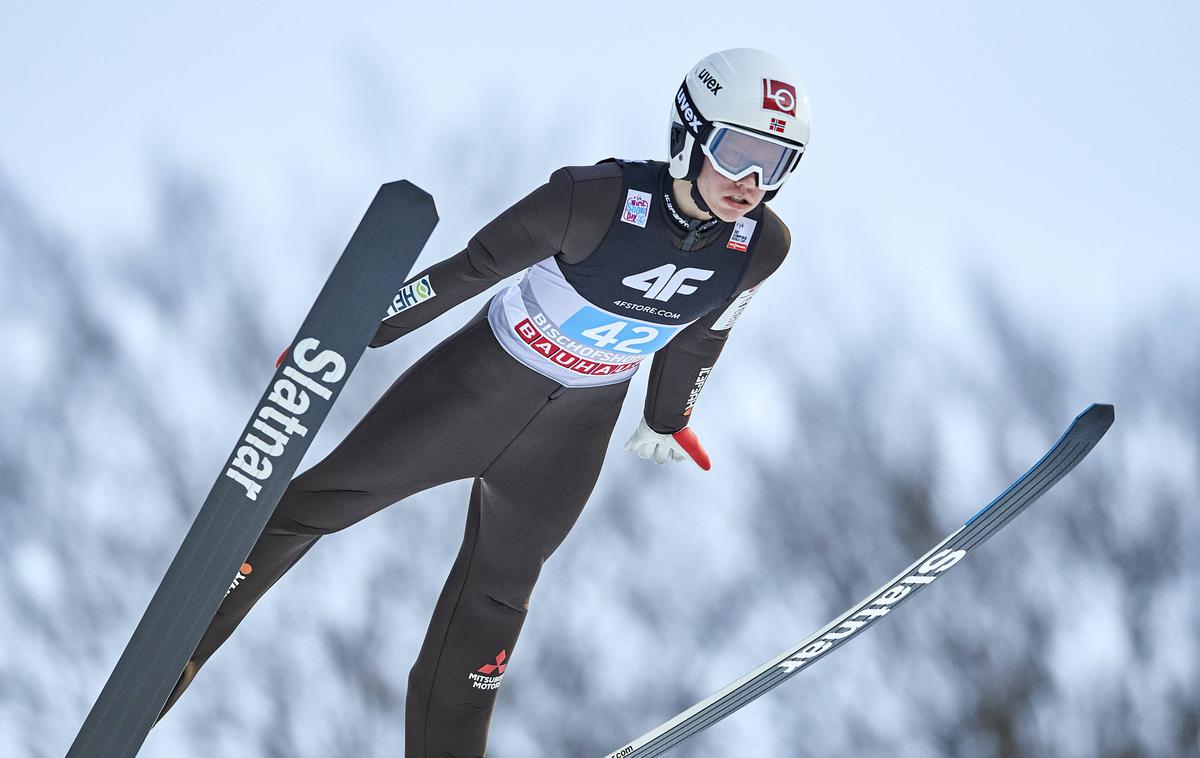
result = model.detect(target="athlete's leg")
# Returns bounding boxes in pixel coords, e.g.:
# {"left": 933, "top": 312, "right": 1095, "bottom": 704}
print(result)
{"left": 160, "top": 313, "right": 560, "bottom": 719}
{"left": 405, "top": 378, "right": 629, "bottom": 758}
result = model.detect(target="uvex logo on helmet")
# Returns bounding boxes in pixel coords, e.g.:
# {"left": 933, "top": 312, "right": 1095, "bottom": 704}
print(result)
{"left": 762, "top": 79, "right": 798, "bottom": 117}
{"left": 695, "top": 67, "right": 723, "bottom": 95}
{"left": 675, "top": 87, "right": 703, "bottom": 132}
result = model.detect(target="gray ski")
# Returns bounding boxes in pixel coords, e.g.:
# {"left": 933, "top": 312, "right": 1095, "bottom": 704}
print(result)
{"left": 68, "top": 181, "right": 438, "bottom": 758}
{"left": 605, "top": 403, "right": 1114, "bottom": 758}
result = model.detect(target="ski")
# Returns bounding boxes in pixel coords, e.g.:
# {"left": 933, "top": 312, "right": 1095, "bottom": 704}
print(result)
{"left": 68, "top": 182, "right": 438, "bottom": 758}
{"left": 605, "top": 403, "right": 1114, "bottom": 758}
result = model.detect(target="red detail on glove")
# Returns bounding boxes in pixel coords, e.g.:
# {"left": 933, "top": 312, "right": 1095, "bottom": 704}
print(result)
{"left": 275, "top": 346, "right": 289, "bottom": 368}
{"left": 672, "top": 427, "right": 712, "bottom": 471}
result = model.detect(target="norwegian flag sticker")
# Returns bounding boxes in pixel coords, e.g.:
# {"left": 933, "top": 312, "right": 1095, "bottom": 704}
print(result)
{"left": 769, "top": 117, "right": 786, "bottom": 134}
{"left": 762, "top": 78, "right": 798, "bottom": 117}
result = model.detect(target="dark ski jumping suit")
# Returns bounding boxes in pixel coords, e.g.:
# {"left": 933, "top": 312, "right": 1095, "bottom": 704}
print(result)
{"left": 162, "top": 159, "right": 790, "bottom": 757}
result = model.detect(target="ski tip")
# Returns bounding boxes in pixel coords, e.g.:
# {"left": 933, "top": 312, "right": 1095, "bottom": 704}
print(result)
{"left": 373, "top": 180, "right": 440, "bottom": 223}
{"left": 1072, "top": 403, "right": 1115, "bottom": 441}
{"left": 378, "top": 179, "right": 435, "bottom": 202}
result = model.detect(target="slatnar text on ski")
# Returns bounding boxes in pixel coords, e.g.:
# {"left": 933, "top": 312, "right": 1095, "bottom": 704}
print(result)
{"left": 224, "top": 338, "right": 347, "bottom": 501}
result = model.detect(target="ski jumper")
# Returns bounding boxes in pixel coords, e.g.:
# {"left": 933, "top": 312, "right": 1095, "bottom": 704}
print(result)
{"left": 160, "top": 159, "right": 791, "bottom": 757}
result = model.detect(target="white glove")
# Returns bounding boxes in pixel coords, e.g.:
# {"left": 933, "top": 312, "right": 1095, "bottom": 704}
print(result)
{"left": 623, "top": 418, "right": 711, "bottom": 470}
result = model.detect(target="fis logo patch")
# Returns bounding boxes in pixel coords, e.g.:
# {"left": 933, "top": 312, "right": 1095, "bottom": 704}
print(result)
{"left": 621, "top": 189, "right": 652, "bottom": 228}
{"left": 727, "top": 218, "right": 757, "bottom": 251}
{"left": 386, "top": 275, "right": 436, "bottom": 318}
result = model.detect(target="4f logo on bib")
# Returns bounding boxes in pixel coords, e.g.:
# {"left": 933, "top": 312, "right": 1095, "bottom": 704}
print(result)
{"left": 622, "top": 264, "right": 714, "bottom": 302}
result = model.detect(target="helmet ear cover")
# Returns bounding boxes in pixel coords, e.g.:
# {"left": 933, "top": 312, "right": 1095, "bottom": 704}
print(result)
{"left": 671, "top": 80, "right": 719, "bottom": 183}
{"left": 669, "top": 122, "right": 688, "bottom": 162}
{"left": 685, "top": 130, "right": 709, "bottom": 182}
{"left": 670, "top": 118, "right": 716, "bottom": 184}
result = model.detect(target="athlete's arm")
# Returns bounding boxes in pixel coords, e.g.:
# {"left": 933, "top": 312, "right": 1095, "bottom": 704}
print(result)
{"left": 369, "top": 165, "right": 620, "bottom": 347}
{"left": 640, "top": 207, "right": 791, "bottom": 434}
{"left": 640, "top": 303, "right": 737, "bottom": 435}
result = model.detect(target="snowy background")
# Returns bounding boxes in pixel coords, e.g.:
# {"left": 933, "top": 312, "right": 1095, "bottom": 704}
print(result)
{"left": 2, "top": 2, "right": 1198, "bottom": 756}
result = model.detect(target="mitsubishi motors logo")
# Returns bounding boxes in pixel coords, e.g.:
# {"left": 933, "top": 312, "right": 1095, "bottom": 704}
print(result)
{"left": 468, "top": 650, "right": 508, "bottom": 690}
{"left": 478, "top": 650, "right": 507, "bottom": 675}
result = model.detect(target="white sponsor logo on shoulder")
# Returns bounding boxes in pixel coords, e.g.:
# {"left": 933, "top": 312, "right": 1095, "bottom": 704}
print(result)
{"left": 727, "top": 217, "right": 757, "bottom": 251}
{"left": 712, "top": 286, "right": 759, "bottom": 330}
{"left": 386, "top": 275, "right": 437, "bottom": 317}
{"left": 621, "top": 189, "right": 653, "bottom": 228}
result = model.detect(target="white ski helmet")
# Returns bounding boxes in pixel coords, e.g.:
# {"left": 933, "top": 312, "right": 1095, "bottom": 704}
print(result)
{"left": 669, "top": 48, "right": 811, "bottom": 199}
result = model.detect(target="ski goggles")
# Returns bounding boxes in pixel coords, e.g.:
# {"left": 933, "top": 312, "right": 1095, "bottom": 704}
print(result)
{"left": 700, "top": 123, "right": 803, "bottom": 191}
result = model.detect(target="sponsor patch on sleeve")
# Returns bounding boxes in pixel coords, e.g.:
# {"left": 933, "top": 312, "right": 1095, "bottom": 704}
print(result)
{"left": 385, "top": 275, "right": 437, "bottom": 318}
{"left": 711, "top": 286, "right": 759, "bottom": 330}
{"left": 683, "top": 366, "right": 713, "bottom": 417}
{"left": 621, "top": 189, "right": 653, "bottom": 228}
{"left": 727, "top": 217, "right": 757, "bottom": 251}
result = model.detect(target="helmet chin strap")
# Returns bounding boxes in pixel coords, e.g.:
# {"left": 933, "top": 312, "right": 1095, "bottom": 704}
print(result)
{"left": 689, "top": 181, "right": 714, "bottom": 217}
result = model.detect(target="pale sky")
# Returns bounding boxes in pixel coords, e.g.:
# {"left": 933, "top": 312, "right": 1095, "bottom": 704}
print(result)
{"left": 3, "top": 1, "right": 1197, "bottom": 345}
